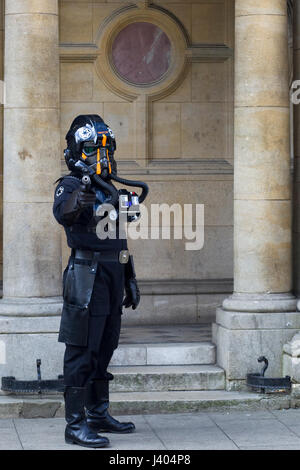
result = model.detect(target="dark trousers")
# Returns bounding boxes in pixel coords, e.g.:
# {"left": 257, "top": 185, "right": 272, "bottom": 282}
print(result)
{"left": 63, "top": 260, "right": 124, "bottom": 388}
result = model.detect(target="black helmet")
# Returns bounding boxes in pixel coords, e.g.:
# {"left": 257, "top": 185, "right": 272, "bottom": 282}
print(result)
{"left": 64, "top": 114, "right": 117, "bottom": 178}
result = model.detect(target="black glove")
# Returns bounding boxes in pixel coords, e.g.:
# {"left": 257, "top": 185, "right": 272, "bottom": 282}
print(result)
{"left": 122, "top": 255, "right": 140, "bottom": 310}
{"left": 62, "top": 185, "right": 96, "bottom": 225}
{"left": 77, "top": 185, "right": 96, "bottom": 208}
{"left": 123, "top": 278, "right": 140, "bottom": 310}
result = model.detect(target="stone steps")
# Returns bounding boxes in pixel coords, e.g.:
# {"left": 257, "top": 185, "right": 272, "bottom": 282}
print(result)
{"left": 110, "top": 341, "right": 216, "bottom": 366}
{"left": 109, "top": 365, "right": 225, "bottom": 392}
{"left": 0, "top": 391, "right": 292, "bottom": 418}
{"left": 108, "top": 341, "right": 221, "bottom": 394}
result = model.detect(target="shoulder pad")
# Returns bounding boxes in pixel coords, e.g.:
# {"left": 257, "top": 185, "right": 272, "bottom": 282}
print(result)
{"left": 54, "top": 175, "right": 81, "bottom": 199}
{"left": 62, "top": 175, "right": 82, "bottom": 183}
{"left": 54, "top": 173, "right": 81, "bottom": 184}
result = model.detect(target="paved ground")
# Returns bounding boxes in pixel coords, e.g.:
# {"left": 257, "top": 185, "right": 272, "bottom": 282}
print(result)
{"left": 2, "top": 408, "right": 300, "bottom": 450}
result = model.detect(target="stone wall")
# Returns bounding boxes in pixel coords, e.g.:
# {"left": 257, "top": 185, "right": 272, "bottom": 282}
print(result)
{"left": 58, "top": 0, "right": 235, "bottom": 324}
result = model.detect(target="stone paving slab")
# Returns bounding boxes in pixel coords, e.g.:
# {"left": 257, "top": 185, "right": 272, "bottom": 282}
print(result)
{"left": 239, "top": 445, "right": 300, "bottom": 450}
{"left": 143, "top": 413, "right": 238, "bottom": 450}
{"left": 13, "top": 415, "right": 166, "bottom": 451}
{"left": 210, "top": 416, "right": 300, "bottom": 448}
{"left": 1, "top": 409, "right": 300, "bottom": 450}
{"left": 0, "top": 419, "right": 22, "bottom": 450}
{"left": 207, "top": 410, "right": 278, "bottom": 423}
{"left": 271, "top": 408, "right": 300, "bottom": 424}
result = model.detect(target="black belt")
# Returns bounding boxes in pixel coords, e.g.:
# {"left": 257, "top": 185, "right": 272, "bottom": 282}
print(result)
{"left": 73, "top": 249, "right": 129, "bottom": 264}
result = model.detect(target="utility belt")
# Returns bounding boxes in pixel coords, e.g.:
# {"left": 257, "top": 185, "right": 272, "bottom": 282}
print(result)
{"left": 72, "top": 249, "right": 129, "bottom": 265}
{"left": 59, "top": 248, "right": 129, "bottom": 347}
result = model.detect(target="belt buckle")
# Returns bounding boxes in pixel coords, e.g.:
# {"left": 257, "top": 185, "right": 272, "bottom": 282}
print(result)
{"left": 119, "top": 250, "right": 129, "bottom": 264}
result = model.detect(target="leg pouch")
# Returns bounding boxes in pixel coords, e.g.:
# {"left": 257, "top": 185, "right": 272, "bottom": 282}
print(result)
{"left": 63, "top": 257, "right": 97, "bottom": 306}
{"left": 59, "top": 255, "right": 98, "bottom": 347}
{"left": 58, "top": 303, "right": 89, "bottom": 347}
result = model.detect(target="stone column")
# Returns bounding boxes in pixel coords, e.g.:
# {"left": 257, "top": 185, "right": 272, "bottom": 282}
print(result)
{"left": 214, "top": 0, "right": 300, "bottom": 390}
{"left": 293, "top": 0, "right": 300, "bottom": 301}
{"left": 0, "top": 0, "right": 64, "bottom": 382}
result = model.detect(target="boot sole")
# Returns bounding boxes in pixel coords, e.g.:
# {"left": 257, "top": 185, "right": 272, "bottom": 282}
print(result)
{"left": 91, "top": 428, "right": 135, "bottom": 434}
{"left": 65, "top": 437, "right": 110, "bottom": 448}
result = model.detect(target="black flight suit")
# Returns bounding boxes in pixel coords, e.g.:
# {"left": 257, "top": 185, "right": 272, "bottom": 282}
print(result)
{"left": 53, "top": 173, "right": 127, "bottom": 388}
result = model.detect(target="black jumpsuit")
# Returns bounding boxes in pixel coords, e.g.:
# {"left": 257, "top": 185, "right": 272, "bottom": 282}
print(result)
{"left": 53, "top": 173, "right": 127, "bottom": 388}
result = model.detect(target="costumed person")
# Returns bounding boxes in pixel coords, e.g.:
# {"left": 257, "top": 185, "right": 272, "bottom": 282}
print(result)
{"left": 53, "top": 114, "right": 148, "bottom": 448}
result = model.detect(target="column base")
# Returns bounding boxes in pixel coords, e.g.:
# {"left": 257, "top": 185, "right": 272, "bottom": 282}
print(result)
{"left": 223, "top": 293, "right": 298, "bottom": 313}
{"left": 0, "top": 297, "right": 64, "bottom": 382}
{"left": 213, "top": 303, "right": 300, "bottom": 391}
{"left": 0, "top": 296, "right": 63, "bottom": 316}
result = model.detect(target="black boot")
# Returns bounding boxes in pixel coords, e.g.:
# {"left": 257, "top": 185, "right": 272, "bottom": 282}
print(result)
{"left": 64, "top": 386, "right": 110, "bottom": 448}
{"left": 86, "top": 379, "right": 135, "bottom": 434}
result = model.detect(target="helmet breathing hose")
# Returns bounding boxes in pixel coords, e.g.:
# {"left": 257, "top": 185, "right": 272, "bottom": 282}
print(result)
{"left": 109, "top": 174, "right": 149, "bottom": 203}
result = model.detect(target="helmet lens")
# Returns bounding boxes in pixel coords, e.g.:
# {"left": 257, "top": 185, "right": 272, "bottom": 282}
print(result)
{"left": 82, "top": 142, "right": 97, "bottom": 157}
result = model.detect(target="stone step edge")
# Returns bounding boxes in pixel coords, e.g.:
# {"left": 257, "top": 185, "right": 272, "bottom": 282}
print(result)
{"left": 108, "top": 365, "right": 225, "bottom": 392}
{"left": 111, "top": 342, "right": 216, "bottom": 366}
{"left": 109, "top": 365, "right": 224, "bottom": 374}
{"left": 109, "top": 365, "right": 225, "bottom": 392}
{"left": 116, "top": 342, "right": 214, "bottom": 348}
{"left": 0, "top": 391, "right": 295, "bottom": 419}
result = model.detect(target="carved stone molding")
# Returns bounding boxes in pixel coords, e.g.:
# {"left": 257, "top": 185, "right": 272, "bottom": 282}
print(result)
{"left": 94, "top": 5, "right": 188, "bottom": 102}
{"left": 186, "top": 45, "right": 233, "bottom": 63}
{"left": 139, "top": 278, "right": 233, "bottom": 295}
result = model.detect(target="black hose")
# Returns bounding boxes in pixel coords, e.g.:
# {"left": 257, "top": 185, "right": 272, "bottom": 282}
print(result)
{"left": 74, "top": 159, "right": 148, "bottom": 204}
{"left": 92, "top": 173, "right": 119, "bottom": 206}
{"left": 109, "top": 174, "right": 149, "bottom": 203}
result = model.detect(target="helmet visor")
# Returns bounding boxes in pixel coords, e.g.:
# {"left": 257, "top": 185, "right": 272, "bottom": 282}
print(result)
{"left": 82, "top": 142, "right": 98, "bottom": 157}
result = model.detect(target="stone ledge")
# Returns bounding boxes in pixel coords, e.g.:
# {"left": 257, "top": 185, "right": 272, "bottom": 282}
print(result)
{"left": 0, "top": 391, "right": 294, "bottom": 418}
